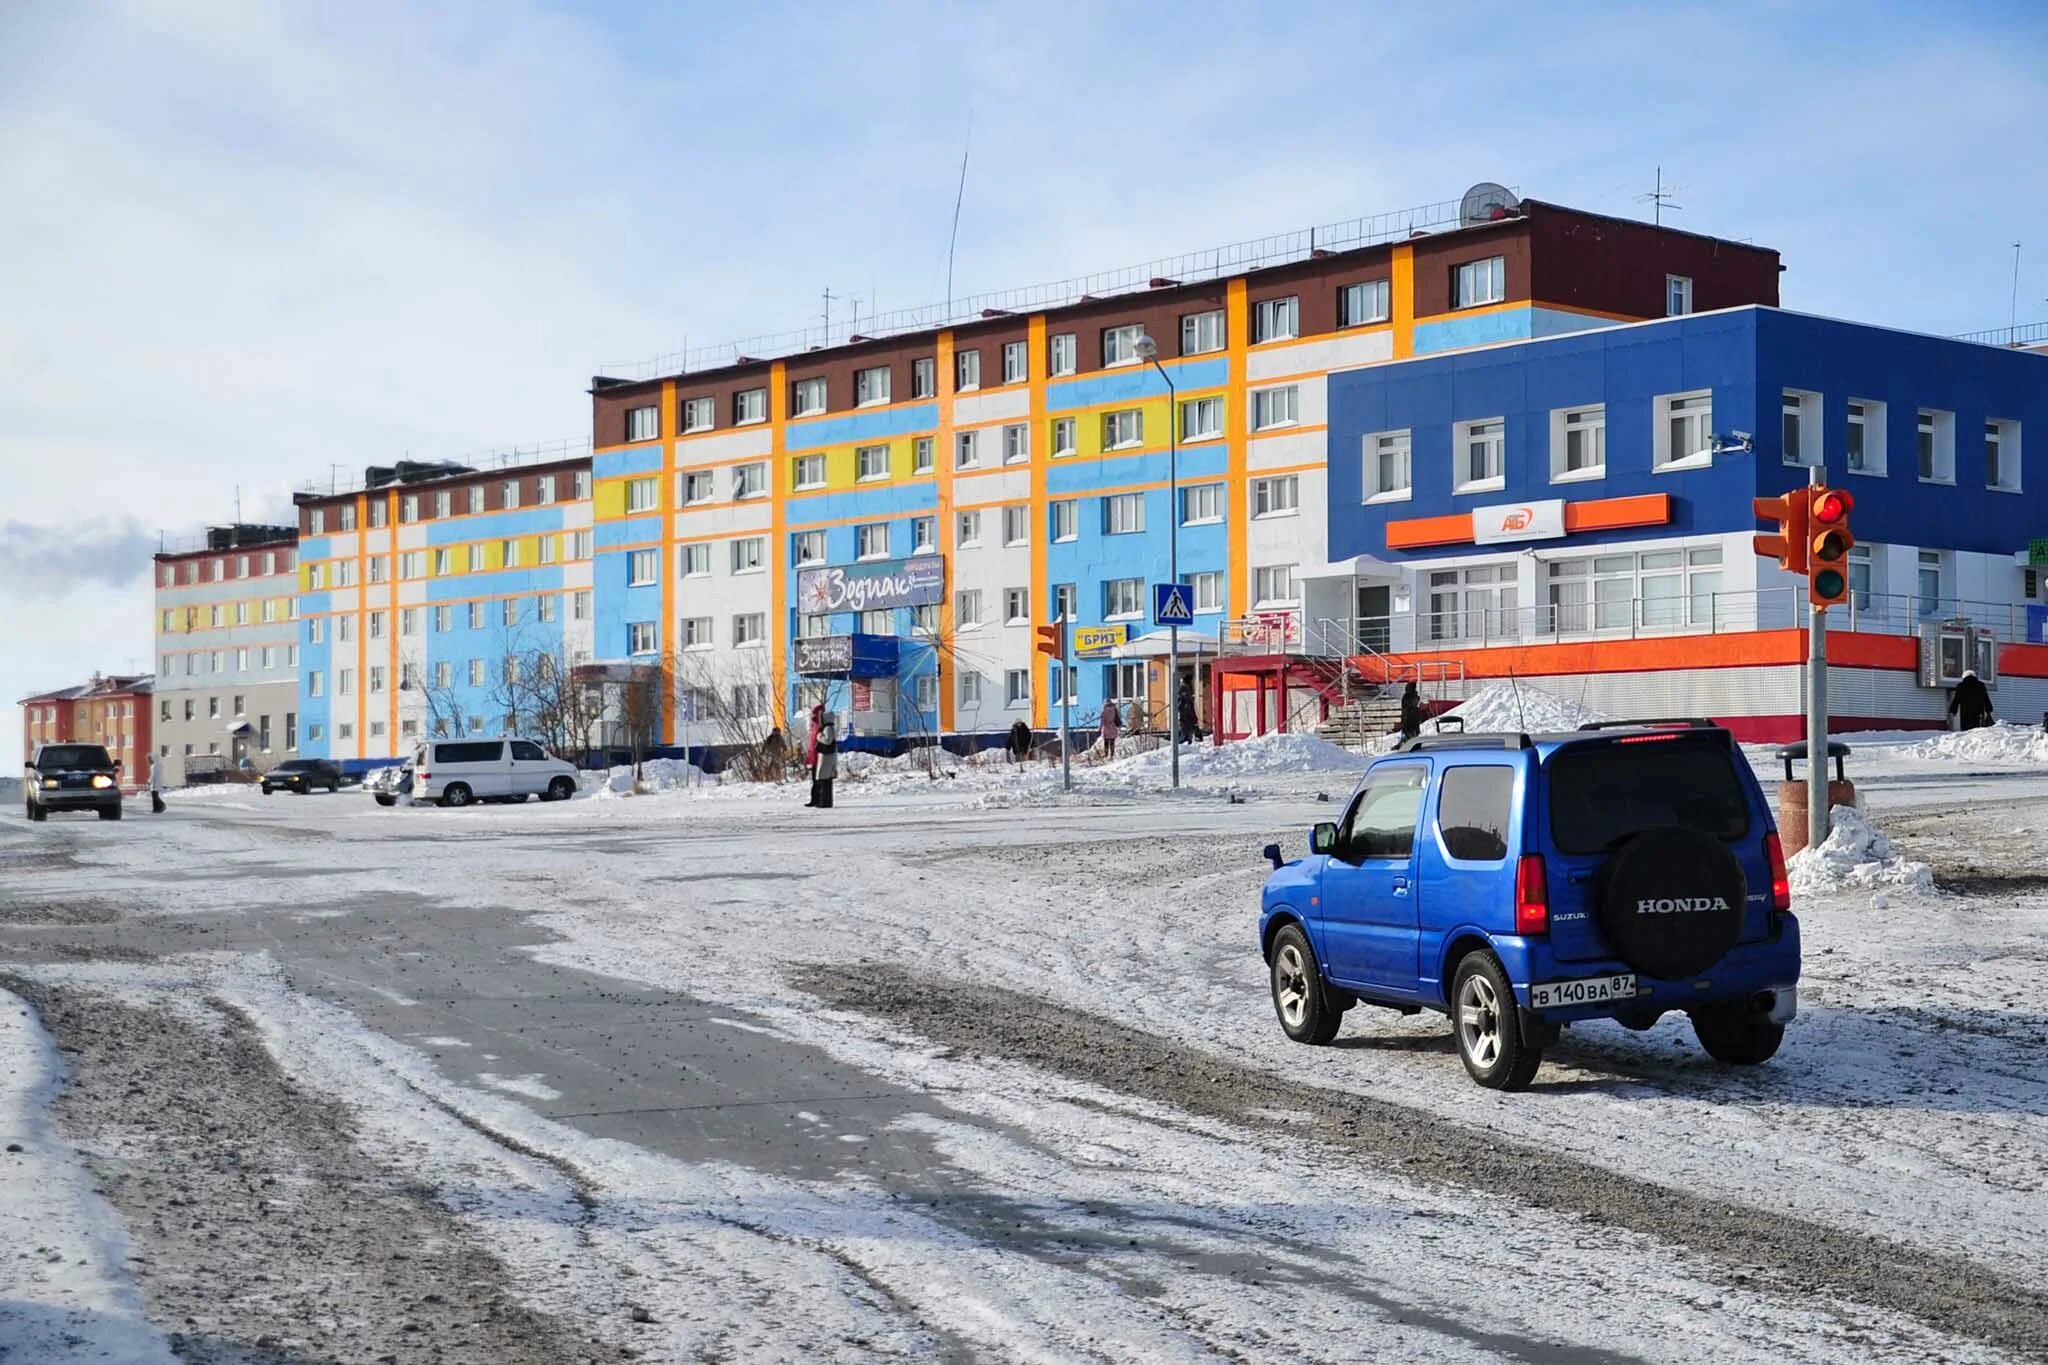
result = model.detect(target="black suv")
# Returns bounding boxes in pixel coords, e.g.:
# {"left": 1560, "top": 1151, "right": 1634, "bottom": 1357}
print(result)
{"left": 24, "top": 744, "right": 123, "bottom": 822}
{"left": 261, "top": 759, "right": 344, "bottom": 795}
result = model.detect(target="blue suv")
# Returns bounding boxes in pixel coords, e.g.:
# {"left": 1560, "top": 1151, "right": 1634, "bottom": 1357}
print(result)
{"left": 1258, "top": 721, "right": 1799, "bottom": 1090}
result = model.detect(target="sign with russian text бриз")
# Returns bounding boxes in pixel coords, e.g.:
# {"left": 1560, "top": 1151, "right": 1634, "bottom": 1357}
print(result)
{"left": 1072, "top": 625, "right": 1129, "bottom": 655}
{"left": 795, "top": 557, "right": 944, "bottom": 614}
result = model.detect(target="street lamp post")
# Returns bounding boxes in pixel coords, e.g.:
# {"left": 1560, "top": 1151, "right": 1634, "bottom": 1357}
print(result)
{"left": 1133, "top": 334, "right": 1180, "bottom": 789}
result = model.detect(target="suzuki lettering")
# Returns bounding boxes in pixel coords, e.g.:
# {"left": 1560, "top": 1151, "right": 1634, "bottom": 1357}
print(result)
{"left": 796, "top": 557, "right": 944, "bottom": 614}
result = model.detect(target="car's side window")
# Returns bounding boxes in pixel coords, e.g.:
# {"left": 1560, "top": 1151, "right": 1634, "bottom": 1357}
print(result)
{"left": 1437, "top": 765, "right": 1514, "bottom": 861}
{"left": 1337, "top": 767, "right": 1428, "bottom": 861}
{"left": 510, "top": 741, "right": 545, "bottom": 762}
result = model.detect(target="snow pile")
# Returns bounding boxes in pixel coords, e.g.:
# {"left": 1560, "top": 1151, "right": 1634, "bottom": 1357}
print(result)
{"left": 1103, "top": 731, "right": 1366, "bottom": 780}
{"left": 1788, "top": 806, "right": 1935, "bottom": 900}
{"left": 590, "top": 757, "right": 713, "bottom": 797}
{"left": 1903, "top": 722, "right": 2048, "bottom": 766}
{"left": 1438, "top": 682, "right": 1610, "bottom": 735}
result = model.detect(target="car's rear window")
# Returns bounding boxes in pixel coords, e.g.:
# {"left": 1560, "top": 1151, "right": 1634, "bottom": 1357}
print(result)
{"left": 37, "top": 745, "right": 113, "bottom": 769}
{"left": 433, "top": 741, "right": 503, "bottom": 765}
{"left": 1546, "top": 739, "right": 1749, "bottom": 854}
{"left": 275, "top": 761, "right": 314, "bottom": 772}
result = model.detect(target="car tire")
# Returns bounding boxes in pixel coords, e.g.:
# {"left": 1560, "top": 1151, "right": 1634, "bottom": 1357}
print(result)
{"left": 1691, "top": 1006, "right": 1785, "bottom": 1065}
{"left": 440, "top": 783, "right": 473, "bottom": 809}
{"left": 1269, "top": 923, "right": 1344, "bottom": 1045}
{"left": 374, "top": 794, "right": 397, "bottom": 807}
{"left": 1451, "top": 952, "right": 1542, "bottom": 1091}
{"left": 100, "top": 805, "right": 122, "bottom": 821}
{"left": 545, "top": 777, "right": 575, "bottom": 802}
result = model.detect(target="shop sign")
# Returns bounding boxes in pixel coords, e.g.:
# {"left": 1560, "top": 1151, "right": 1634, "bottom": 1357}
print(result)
{"left": 796, "top": 556, "right": 943, "bottom": 614}
{"left": 2029, "top": 537, "right": 2048, "bottom": 567}
{"left": 1473, "top": 498, "right": 1565, "bottom": 544}
{"left": 851, "top": 680, "right": 873, "bottom": 712}
{"left": 1072, "top": 625, "right": 1129, "bottom": 656}
{"left": 794, "top": 635, "right": 854, "bottom": 677}
{"left": 1234, "top": 611, "right": 1301, "bottom": 647}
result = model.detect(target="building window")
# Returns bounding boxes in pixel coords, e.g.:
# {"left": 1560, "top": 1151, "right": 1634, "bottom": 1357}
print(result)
{"left": 399, "top": 495, "right": 418, "bottom": 525}
{"left": 1050, "top": 332, "right": 1077, "bottom": 376}
{"left": 1654, "top": 392, "right": 1713, "bottom": 469}
{"left": 1102, "top": 324, "right": 1143, "bottom": 366}
{"left": 1917, "top": 550, "right": 1945, "bottom": 616}
{"left": 1338, "top": 279, "right": 1391, "bottom": 327}
{"left": 1103, "top": 578, "right": 1143, "bottom": 618}
{"left": 573, "top": 590, "right": 590, "bottom": 620}
{"left": 912, "top": 437, "right": 935, "bottom": 474}
{"left": 1253, "top": 564, "right": 1298, "bottom": 607}
{"left": 1048, "top": 666, "right": 1078, "bottom": 706}
{"left": 858, "top": 608, "right": 893, "bottom": 636}
{"left": 856, "top": 444, "right": 891, "bottom": 482}
{"left": 1552, "top": 405, "right": 1606, "bottom": 481}
{"left": 1452, "top": 256, "right": 1506, "bottom": 308}
{"left": 337, "top": 669, "right": 354, "bottom": 696}
{"left": 1052, "top": 417, "right": 1077, "bottom": 457}
{"left": 681, "top": 617, "right": 713, "bottom": 649}
{"left": 1250, "top": 385, "right": 1299, "bottom": 431}
{"left": 733, "top": 613, "right": 765, "bottom": 647}
{"left": 1049, "top": 499, "right": 1077, "bottom": 542}
{"left": 791, "top": 454, "right": 826, "bottom": 490}
{"left": 626, "top": 477, "right": 659, "bottom": 514}
{"left": 797, "top": 613, "right": 830, "bottom": 639}
{"left": 503, "top": 597, "right": 520, "bottom": 626}
{"left": 1182, "top": 483, "right": 1223, "bottom": 524}
{"left": 538, "top": 475, "right": 558, "bottom": 506}
{"left": 368, "top": 666, "right": 386, "bottom": 696}
{"left": 735, "top": 387, "right": 767, "bottom": 424}
{"left": 367, "top": 612, "right": 386, "bottom": 641}
{"left": 1666, "top": 275, "right": 1694, "bottom": 317}
{"left": 1005, "top": 669, "right": 1031, "bottom": 707}
{"left": 1103, "top": 493, "right": 1145, "bottom": 535}
{"left": 1430, "top": 563, "right": 1521, "bottom": 641}
{"left": 338, "top": 504, "right": 357, "bottom": 531}
{"left": 1454, "top": 418, "right": 1506, "bottom": 492}
{"left": 665, "top": 543, "right": 700, "bottom": 579}
{"left": 1002, "top": 340, "right": 1027, "bottom": 384}
{"left": 1002, "top": 424, "right": 1029, "bottom": 464}
{"left": 628, "top": 622, "right": 657, "bottom": 655}
{"left": 793, "top": 531, "right": 825, "bottom": 566}
{"left": 1003, "top": 505, "right": 1030, "bottom": 547}
{"left": 1102, "top": 409, "right": 1143, "bottom": 450}
{"left": 1252, "top": 475, "right": 1300, "bottom": 518}
{"left": 469, "top": 658, "right": 486, "bottom": 686}
{"left": 1181, "top": 396, "right": 1222, "bottom": 441}
{"left": 369, "top": 499, "right": 388, "bottom": 528}
{"left": 956, "top": 348, "right": 981, "bottom": 391}
{"left": 958, "top": 671, "right": 983, "bottom": 707}
{"left": 468, "top": 485, "right": 486, "bottom": 514}
{"left": 308, "top": 508, "right": 325, "bottom": 534}
{"left": 955, "top": 589, "right": 982, "bottom": 629}
{"left": 855, "top": 365, "right": 891, "bottom": 406}
{"left": 400, "top": 607, "right": 419, "bottom": 637}
{"left": 467, "top": 602, "right": 485, "bottom": 629}
{"left": 1986, "top": 418, "right": 2022, "bottom": 491}
{"left": 911, "top": 357, "right": 936, "bottom": 398}
{"left": 955, "top": 429, "right": 980, "bottom": 469}
{"left": 1181, "top": 309, "right": 1225, "bottom": 355}
{"left": 1367, "top": 429, "right": 1412, "bottom": 500}
{"left": 308, "top": 672, "right": 325, "bottom": 697}
{"left": 994, "top": 587, "right": 1027, "bottom": 624}
{"left": 731, "top": 537, "right": 766, "bottom": 574}
{"left": 911, "top": 516, "right": 936, "bottom": 554}
{"left": 1188, "top": 571, "right": 1224, "bottom": 613}
{"left": 1846, "top": 399, "right": 1886, "bottom": 474}
{"left": 1848, "top": 543, "right": 1874, "bottom": 610}
{"left": 678, "top": 470, "right": 714, "bottom": 505}
{"left": 1252, "top": 296, "right": 1298, "bottom": 343}
{"left": 682, "top": 396, "right": 714, "bottom": 433}
{"left": 856, "top": 523, "right": 889, "bottom": 560}
{"left": 734, "top": 463, "right": 768, "bottom": 499}
{"left": 1782, "top": 390, "right": 1821, "bottom": 467}
{"left": 957, "top": 510, "right": 981, "bottom": 547}
{"left": 626, "top": 405, "right": 658, "bottom": 441}
{"left": 539, "top": 535, "right": 558, "bottom": 566}
{"left": 790, "top": 377, "right": 826, "bottom": 417}
{"left": 1918, "top": 408, "right": 1954, "bottom": 483}
{"left": 500, "top": 539, "right": 519, "bottom": 569}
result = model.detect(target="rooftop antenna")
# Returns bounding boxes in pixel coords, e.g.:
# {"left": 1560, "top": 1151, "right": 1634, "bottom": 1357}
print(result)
{"left": 821, "top": 287, "right": 841, "bottom": 346}
{"left": 2011, "top": 242, "right": 2023, "bottom": 335}
{"left": 1638, "top": 166, "right": 1683, "bottom": 226}
{"left": 945, "top": 108, "right": 972, "bottom": 317}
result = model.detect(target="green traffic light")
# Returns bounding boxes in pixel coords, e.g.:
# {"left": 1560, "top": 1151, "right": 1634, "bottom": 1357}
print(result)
{"left": 1813, "top": 569, "right": 1845, "bottom": 598}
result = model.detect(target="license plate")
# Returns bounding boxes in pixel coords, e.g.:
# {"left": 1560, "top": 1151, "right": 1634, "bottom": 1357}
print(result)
{"left": 1529, "top": 973, "right": 1637, "bottom": 1010}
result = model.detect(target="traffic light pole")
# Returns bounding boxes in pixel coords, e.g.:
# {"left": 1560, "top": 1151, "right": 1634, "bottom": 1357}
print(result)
{"left": 1806, "top": 466, "right": 1829, "bottom": 851}
{"left": 1059, "top": 623, "right": 1072, "bottom": 793}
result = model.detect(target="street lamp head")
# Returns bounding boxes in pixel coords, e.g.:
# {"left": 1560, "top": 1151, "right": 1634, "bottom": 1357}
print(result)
{"left": 1132, "top": 333, "right": 1160, "bottom": 362}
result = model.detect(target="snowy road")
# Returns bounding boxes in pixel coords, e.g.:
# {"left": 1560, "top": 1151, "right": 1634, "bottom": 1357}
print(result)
{"left": 4, "top": 743, "right": 2048, "bottom": 1363}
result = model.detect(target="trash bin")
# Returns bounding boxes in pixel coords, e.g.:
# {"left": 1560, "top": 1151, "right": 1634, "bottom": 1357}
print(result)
{"left": 1775, "top": 740, "right": 1855, "bottom": 856}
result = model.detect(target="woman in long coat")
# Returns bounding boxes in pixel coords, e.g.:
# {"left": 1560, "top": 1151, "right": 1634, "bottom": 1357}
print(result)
{"left": 812, "top": 711, "right": 840, "bottom": 809}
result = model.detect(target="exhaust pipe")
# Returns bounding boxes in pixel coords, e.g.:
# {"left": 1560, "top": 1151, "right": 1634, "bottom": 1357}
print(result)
{"left": 1750, "top": 990, "right": 1777, "bottom": 1015}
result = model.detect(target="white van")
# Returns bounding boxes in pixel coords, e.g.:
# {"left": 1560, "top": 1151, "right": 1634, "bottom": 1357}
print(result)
{"left": 413, "top": 739, "right": 579, "bottom": 807}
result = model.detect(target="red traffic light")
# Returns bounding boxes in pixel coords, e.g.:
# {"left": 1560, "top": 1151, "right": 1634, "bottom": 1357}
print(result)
{"left": 1812, "top": 489, "right": 1853, "bottom": 524}
{"left": 1034, "top": 623, "right": 1064, "bottom": 657}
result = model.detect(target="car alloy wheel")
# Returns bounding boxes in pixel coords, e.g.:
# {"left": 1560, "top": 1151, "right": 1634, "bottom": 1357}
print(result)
{"left": 1457, "top": 971, "right": 1504, "bottom": 1072}
{"left": 1273, "top": 941, "right": 1312, "bottom": 1031}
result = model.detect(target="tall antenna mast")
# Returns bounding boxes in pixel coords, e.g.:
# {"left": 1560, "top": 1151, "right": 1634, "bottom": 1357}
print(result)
{"left": 945, "top": 110, "right": 972, "bottom": 315}
{"left": 821, "top": 287, "right": 840, "bottom": 346}
{"left": 1639, "top": 166, "right": 1683, "bottom": 226}
{"left": 2011, "top": 242, "right": 2023, "bottom": 335}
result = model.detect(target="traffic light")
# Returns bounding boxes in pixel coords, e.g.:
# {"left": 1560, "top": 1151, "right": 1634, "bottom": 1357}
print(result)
{"left": 1808, "top": 486, "right": 1854, "bottom": 608}
{"left": 1752, "top": 490, "right": 1810, "bottom": 575}
{"left": 1034, "top": 621, "right": 1065, "bottom": 658}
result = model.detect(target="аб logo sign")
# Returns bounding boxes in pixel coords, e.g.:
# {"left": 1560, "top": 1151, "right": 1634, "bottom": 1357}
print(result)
{"left": 1500, "top": 507, "right": 1534, "bottom": 532}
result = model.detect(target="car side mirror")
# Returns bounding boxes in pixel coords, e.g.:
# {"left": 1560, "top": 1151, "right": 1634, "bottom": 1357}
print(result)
{"left": 1309, "top": 821, "right": 1339, "bottom": 856}
{"left": 1261, "top": 842, "right": 1283, "bottom": 869}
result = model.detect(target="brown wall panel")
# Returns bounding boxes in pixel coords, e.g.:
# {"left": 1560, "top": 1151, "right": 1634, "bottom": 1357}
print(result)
{"left": 1525, "top": 202, "right": 1780, "bottom": 318}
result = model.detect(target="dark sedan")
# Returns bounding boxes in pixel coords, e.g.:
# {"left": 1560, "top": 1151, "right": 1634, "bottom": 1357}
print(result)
{"left": 261, "top": 759, "right": 343, "bottom": 795}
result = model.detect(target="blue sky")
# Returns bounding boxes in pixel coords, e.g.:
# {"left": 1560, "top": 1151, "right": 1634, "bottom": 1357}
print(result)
{"left": 2, "top": 0, "right": 2045, "bottom": 765}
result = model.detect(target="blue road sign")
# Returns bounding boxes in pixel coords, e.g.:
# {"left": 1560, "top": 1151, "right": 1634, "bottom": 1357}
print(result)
{"left": 1152, "top": 582, "right": 1195, "bottom": 627}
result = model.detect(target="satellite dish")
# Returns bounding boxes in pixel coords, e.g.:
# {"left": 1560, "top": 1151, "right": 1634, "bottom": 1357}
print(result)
{"left": 1460, "top": 182, "right": 1521, "bottom": 226}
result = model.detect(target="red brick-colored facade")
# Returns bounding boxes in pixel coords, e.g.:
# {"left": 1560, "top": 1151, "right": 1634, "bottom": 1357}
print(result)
{"left": 20, "top": 675, "right": 155, "bottom": 792}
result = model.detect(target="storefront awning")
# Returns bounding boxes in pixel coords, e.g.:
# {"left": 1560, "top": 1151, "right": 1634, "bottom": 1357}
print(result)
{"left": 224, "top": 719, "right": 252, "bottom": 734}
{"left": 1106, "top": 630, "right": 1219, "bottom": 659}
{"left": 1296, "top": 553, "right": 1401, "bottom": 581}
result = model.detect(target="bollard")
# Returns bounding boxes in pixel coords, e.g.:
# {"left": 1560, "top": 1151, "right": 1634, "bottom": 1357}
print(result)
{"left": 1775, "top": 740, "right": 1855, "bottom": 856}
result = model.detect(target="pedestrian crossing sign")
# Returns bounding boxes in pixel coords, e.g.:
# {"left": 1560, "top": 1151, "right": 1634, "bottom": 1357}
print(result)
{"left": 1152, "top": 582, "right": 1195, "bottom": 627}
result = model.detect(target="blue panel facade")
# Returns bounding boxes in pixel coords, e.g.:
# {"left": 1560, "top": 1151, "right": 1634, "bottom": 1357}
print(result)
{"left": 787, "top": 402, "right": 940, "bottom": 452}
{"left": 1046, "top": 357, "right": 1229, "bottom": 412}
{"left": 296, "top": 589, "right": 332, "bottom": 757}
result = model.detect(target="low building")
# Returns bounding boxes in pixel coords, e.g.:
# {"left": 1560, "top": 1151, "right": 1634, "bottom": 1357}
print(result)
{"left": 19, "top": 674, "right": 155, "bottom": 789}
{"left": 153, "top": 525, "right": 301, "bottom": 783}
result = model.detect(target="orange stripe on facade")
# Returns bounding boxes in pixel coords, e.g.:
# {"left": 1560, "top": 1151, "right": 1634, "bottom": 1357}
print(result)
{"left": 1225, "top": 278, "right": 1251, "bottom": 618}
{"left": 387, "top": 490, "right": 400, "bottom": 755}
{"left": 659, "top": 378, "right": 679, "bottom": 746}
{"left": 765, "top": 369, "right": 789, "bottom": 730}
{"left": 1384, "top": 512, "right": 1473, "bottom": 549}
{"left": 1390, "top": 244, "right": 1416, "bottom": 360}
{"left": 936, "top": 333, "right": 968, "bottom": 725}
{"left": 1354, "top": 629, "right": 1922, "bottom": 684}
{"left": 1019, "top": 314, "right": 1049, "bottom": 737}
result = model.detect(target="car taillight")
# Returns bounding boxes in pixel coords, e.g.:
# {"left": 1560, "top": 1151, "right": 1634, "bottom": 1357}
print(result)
{"left": 1515, "top": 854, "right": 1548, "bottom": 935}
{"left": 1765, "top": 831, "right": 1792, "bottom": 911}
{"left": 416, "top": 770, "right": 430, "bottom": 782}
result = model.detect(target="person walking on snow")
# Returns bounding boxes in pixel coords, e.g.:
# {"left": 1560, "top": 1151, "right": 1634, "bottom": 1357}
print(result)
{"left": 1177, "top": 677, "right": 1202, "bottom": 743}
{"left": 147, "top": 753, "right": 165, "bottom": 815}
{"left": 810, "top": 709, "right": 840, "bottom": 808}
{"left": 1124, "top": 696, "right": 1144, "bottom": 739}
{"left": 1399, "top": 681, "right": 1425, "bottom": 742}
{"left": 1948, "top": 668, "right": 1994, "bottom": 730}
{"left": 1006, "top": 718, "right": 1033, "bottom": 764}
{"left": 1099, "top": 698, "right": 1121, "bottom": 758}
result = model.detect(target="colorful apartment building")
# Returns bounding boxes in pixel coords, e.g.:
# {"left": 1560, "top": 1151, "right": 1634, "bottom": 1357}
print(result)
{"left": 585, "top": 197, "right": 1780, "bottom": 746}
{"left": 19, "top": 675, "right": 155, "bottom": 789}
{"left": 152, "top": 525, "right": 301, "bottom": 782}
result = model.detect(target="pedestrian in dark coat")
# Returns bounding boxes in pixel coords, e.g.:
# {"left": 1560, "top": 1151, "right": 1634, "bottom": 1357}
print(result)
{"left": 1099, "top": 699, "right": 1121, "bottom": 758}
{"left": 803, "top": 703, "right": 823, "bottom": 805}
{"left": 1948, "top": 669, "right": 1995, "bottom": 730}
{"left": 1007, "top": 719, "right": 1033, "bottom": 763}
{"left": 811, "top": 712, "right": 839, "bottom": 808}
{"left": 1176, "top": 678, "right": 1202, "bottom": 743}
{"left": 1399, "top": 681, "right": 1425, "bottom": 741}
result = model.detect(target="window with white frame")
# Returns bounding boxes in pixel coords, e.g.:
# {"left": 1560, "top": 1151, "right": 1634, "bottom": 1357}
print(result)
{"left": 502, "top": 596, "right": 520, "bottom": 626}
{"left": 1847, "top": 543, "right": 1874, "bottom": 610}
{"left": 338, "top": 504, "right": 356, "bottom": 530}
{"left": 911, "top": 516, "right": 936, "bottom": 554}
{"left": 1054, "top": 581, "right": 1077, "bottom": 622}
{"left": 1918, "top": 408, "right": 1954, "bottom": 482}
{"left": 681, "top": 542, "right": 711, "bottom": 576}
{"left": 573, "top": 469, "right": 590, "bottom": 500}
{"left": 1103, "top": 493, "right": 1145, "bottom": 534}
{"left": 1552, "top": 404, "right": 1606, "bottom": 480}
{"left": 911, "top": 357, "right": 936, "bottom": 398}
{"left": 731, "top": 537, "right": 765, "bottom": 574}
{"left": 792, "top": 531, "right": 824, "bottom": 566}
{"left": 1002, "top": 424, "right": 1029, "bottom": 464}
{"left": 1005, "top": 669, "right": 1030, "bottom": 706}
{"left": 956, "top": 348, "right": 981, "bottom": 391}
{"left": 1338, "top": 279, "right": 1391, "bottom": 327}
{"left": 1250, "top": 385, "right": 1299, "bottom": 431}
{"left": 1102, "top": 409, "right": 1143, "bottom": 450}
{"left": 732, "top": 683, "right": 769, "bottom": 718}
{"left": 468, "top": 658, "right": 484, "bottom": 685}
{"left": 955, "top": 429, "right": 980, "bottom": 469}
{"left": 468, "top": 485, "right": 485, "bottom": 514}
{"left": 337, "top": 668, "right": 354, "bottom": 695}
{"left": 855, "top": 523, "right": 889, "bottom": 559}
{"left": 367, "top": 557, "right": 389, "bottom": 586}
{"left": 1181, "top": 396, "right": 1222, "bottom": 441}
{"left": 1102, "top": 324, "right": 1143, "bottom": 366}
{"left": 1454, "top": 418, "right": 1506, "bottom": 491}
{"left": 466, "top": 602, "right": 484, "bottom": 629}
{"left": 1655, "top": 392, "right": 1714, "bottom": 468}
{"left": 499, "top": 539, "right": 518, "bottom": 569}
{"left": 1986, "top": 418, "right": 2022, "bottom": 491}
{"left": 1252, "top": 564, "right": 1297, "bottom": 607}
{"left": 309, "top": 671, "right": 325, "bottom": 697}
{"left": 333, "top": 559, "right": 354, "bottom": 588}
{"left": 911, "top": 673, "right": 937, "bottom": 709}
{"left": 912, "top": 437, "right": 935, "bottom": 474}
{"left": 1666, "top": 275, "right": 1694, "bottom": 317}
{"left": 1188, "top": 571, "right": 1224, "bottom": 613}
{"left": 625, "top": 476, "right": 658, "bottom": 513}
{"left": 399, "top": 495, "right": 418, "bottom": 524}
{"left": 1846, "top": 398, "right": 1886, "bottom": 474}
{"left": 399, "top": 550, "right": 424, "bottom": 578}
{"left": 1052, "top": 417, "right": 1077, "bottom": 457}
{"left": 681, "top": 616, "right": 713, "bottom": 649}
{"left": 1002, "top": 340, "right": 1027, "bottom": 384}
{"left": 1004, "top": 587, "right": 1031, "bottom": 623}
{"left": 793, "top": 453, "right": 826, "bottom": 489}
{"left": 682, "top": 396, "right": 714, "bottom": 432}
{"left": 957, "top": 671, "right": 982, "bottom": 707}
{"left": 1427, "top": 563, "right": 1520, "bottom": 641}
{"left": 573, "top": 590, "right": 590, "bottom": 620}
{"left": 538, "top": 594, "right": 558, "bottom": 624}
{"left": 955, "top": 589, "right": 982, "bottom": 629}
{"left": 734, "top": 387, "right": 766, "bottom": 424}
{"left": 1104, "top": 578, "right": 1143, "bottom": 617}
{"left": 1367, "top": 430, "right": 1412, "bottom": 500}
{"left": 307, "top": 508, "right": 325, "bottom": 534}
{"left": 1050, "top": 499, "right": 1078, "bottom": 542}
{"left": 733, "top": 613, "right": 765, "bottom": 646}
{"left": 1003, "top": 504, "right": 1030, "bottom": 546}
{"left": 433, "top": 660, "right": 453, "bottom": 688}
{"left": 797, "top": 613, "right": 830, "bottom": 638}
{"left": 1049, "top": 332, "right": 1077, "bottom": 375}
{"left": 627, "top": 406, "right": 658, "bottom": 441}
{"left": 792, "top": 377, "right": 826, "bottom": 416}
{"left": 1917, "top": 549, "right": 1944, "bottom": 616}
{"left": 1181, "top": 309, "right": 1225, "bottom": 355}
{"left": 855, "top": 365, "right": 890, "bottom": 406}
{"left": 957, "top": 510, "right": 981, "bottom": 546}
{"left": 1452, "top": 256, "right": 1505, "bottom": 308}
{"left": 1103, "top": 662, "right": 1148, "bottom": 702}
{"left": 1183, "top": 482, "right": 1223, "bottom": 524}
{"left": 1782, "top": 389, "right": 1821, "bottom": 466}
{"left": 1048, "top": 665, "right": 1078, "bottom": 706}
{"left": 1252, "top": 475, "right": 1299, "bottom": 517}
{"left": 1252, "top": 296, "right": 1298, "bottom": 342}
{"left": 400, "top": 607, "right": 419, "bottom": 636}
{"left": 856, "top": 444, "right": 890, "bottom": 481}
{"left": 734, "top": 462, "right": 768, "bottom": 499}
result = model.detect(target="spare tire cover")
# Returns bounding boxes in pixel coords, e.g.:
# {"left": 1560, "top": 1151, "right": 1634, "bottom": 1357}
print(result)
{"left": 1595, "top": 826, "right": 1747, "bottom": 980}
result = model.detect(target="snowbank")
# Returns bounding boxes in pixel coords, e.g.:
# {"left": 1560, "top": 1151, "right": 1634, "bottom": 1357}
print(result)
{"left": 1102, "top": 731, "right": 1365, "bottom": 780}
{"left": 1903, "top": 722, "right": 2048, "bottom": 766}
{"left": 1788, "top": 806, "right": 1935, "bottom": 901}
{"left": 590, "top": 757, "right": 714, "bottom": 797}
{"left": 1438, "top": 682, "right": 1610, "bottom": 735}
